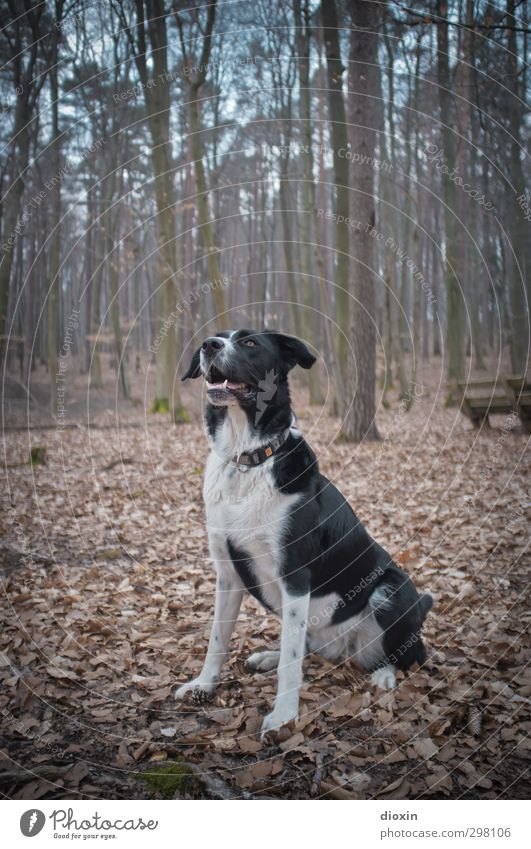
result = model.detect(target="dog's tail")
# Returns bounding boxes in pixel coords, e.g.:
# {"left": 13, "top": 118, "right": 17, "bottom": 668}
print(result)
{"left": 393, "top": 592, "right": 434, "bottom": 669}
{"left": 419, "top": 592, "right": 433, "bottom": 622}
{"left": 412, "top": 593, "right": 433, "bottom": 667}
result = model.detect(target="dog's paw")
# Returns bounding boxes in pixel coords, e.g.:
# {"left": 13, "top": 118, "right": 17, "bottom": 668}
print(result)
{"left": 371, "top": 665, "right": 396, "bottom": 690}
{"left": 174, "top": 679, "right": 216, "bottom": 702}
{"left": 245, "top": 650, "right": 280, "bottom": 673}
{"left": 260, "top": 703, "right": 298, "bottom": 740}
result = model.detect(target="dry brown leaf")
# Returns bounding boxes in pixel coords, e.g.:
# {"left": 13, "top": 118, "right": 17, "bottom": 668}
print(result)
{"left": 238, "top": 736, "right": 262, "bottom": 754}
{"left": 321, "top": 781, "right": 361, "bottom": 800}
{"left": 374, "top": 775, "right": 406, "bottom": 797}
{"left": 339, "top": 770, "right": 371, "bottom": 792}
{"left": 250, "top": 760, "right": 273, "bottom": 779}
{"left": 64, "top": 761, "right": 90, "bottom": 786}
{"left": 413, "top": 738, "right": 438, "bottom": 759}
{"left": 45, "top": 666, "right": 78, "bottom": 682}
{"left": 132, "top": 741, "right": 151, "bottom": 761}
{"left": 426, "top": 769, "right": 453, "bottom": 794}
{"left": 279, "top": 732, "right": 305, "bottom": 752}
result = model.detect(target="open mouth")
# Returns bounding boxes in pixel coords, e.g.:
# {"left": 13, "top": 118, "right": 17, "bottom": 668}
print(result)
{"left": 205, "top": 364, "right": 254, "bottom": 395}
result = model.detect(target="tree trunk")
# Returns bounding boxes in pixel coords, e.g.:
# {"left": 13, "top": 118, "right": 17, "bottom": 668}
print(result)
{"left": 506, "top": 0, "right": 530, "bottom": 374}
{"left": 128, "top": 0, "right": 185, "bottom": 419}
{"left": 312, "top": 46, "right": 337, "bottom": 384}
{"left": 178, "top": 0, "right": 228, "bottom": 331}
{"left": 295, "top": 0, "right": 324, "bottom": 403}
{"left": 437, "top": 0, "right": 465, "bottom": 399}
{"left": 0, "top": 116, "right": 31, "bottom": 362}
{"left": 0, "top": 1, "right": 52, "bottom": 364}
{"left": 188, "top": 92, "right": 228, "bottom": 328}
{"left": 89, "top": 238, "right": 104, "bottom": 389}
{"left": 321, "top": 0, "right": 350, "bottom": 412}
{"left": 410, "top": 43, "right": 423, "bottom": 403}
{"left": 382, "top": 30, "right": 409, "bottom": 399}
{"left": 106, "top": 217, "right": 129, "bottom": 398}
{"left": 277, "top": 141, "right": 302, "bottom": 336}
{"left": 342, "top": 0, "right": 380, "bottom": 441}
{"left": 47, "top": 51, "right": 61, "bottom": 413}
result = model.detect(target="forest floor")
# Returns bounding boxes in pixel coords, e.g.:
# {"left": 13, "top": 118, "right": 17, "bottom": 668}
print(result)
{"left": 1, "top": 359, "right": 530, "bottom": 800}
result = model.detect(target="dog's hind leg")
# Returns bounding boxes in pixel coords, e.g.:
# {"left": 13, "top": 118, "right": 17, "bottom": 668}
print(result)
{"left": 245, "top": 650, "right": 280, "bottom": 672}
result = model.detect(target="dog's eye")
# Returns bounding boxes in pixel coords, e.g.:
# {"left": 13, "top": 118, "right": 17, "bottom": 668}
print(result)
{"left": 243, "top": 339, "right": 257, "bottom": 347}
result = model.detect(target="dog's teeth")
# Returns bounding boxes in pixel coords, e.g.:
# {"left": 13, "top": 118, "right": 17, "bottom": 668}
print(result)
{"left": 222, "top": 379, "right": 228, "bottom": 388}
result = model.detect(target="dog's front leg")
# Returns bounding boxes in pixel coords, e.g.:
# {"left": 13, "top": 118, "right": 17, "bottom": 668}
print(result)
{"left": 261, "top": 586, "right": 310, "bottom": 738}
{"left": 175, "top": 565, "right": 243, "bottom": 702}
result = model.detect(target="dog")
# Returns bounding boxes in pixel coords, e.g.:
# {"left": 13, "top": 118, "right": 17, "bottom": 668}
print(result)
{"left": 175, "top": 329, "right": 433, "bottom": 738}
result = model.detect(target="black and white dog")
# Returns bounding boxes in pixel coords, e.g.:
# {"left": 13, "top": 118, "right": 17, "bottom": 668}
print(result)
{"left": 176, "top": 329, "right": 433, "bottom": 737}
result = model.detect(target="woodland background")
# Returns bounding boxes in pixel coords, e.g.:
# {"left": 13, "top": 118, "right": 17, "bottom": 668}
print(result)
{"left": 0, "top": 0, "right": 529, "bottom": 801}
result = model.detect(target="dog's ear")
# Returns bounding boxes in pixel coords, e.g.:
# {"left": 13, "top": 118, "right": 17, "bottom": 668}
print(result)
{"left": 269, "top": 332, "right": 316, "bottom": 371}
{"left": 181, "top": 347, "right": 201, "bottom": 380}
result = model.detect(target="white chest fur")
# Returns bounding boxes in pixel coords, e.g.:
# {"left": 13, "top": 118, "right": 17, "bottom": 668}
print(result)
{"left": 203, "top": 409, "right": 300, "bottom": 612}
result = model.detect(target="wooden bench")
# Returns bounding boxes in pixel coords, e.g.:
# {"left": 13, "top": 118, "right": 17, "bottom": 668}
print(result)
{"left": 457, "top": 374, "right": 531, "bottom": 432}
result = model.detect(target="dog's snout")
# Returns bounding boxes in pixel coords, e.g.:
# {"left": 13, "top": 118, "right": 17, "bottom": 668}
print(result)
{"left": 202, "top": 337, "right": 225, "bottom": 354}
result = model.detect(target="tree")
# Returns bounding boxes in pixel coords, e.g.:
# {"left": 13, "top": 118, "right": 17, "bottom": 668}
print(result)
{"left": 343, "top": 0, "right": 380, "bottom": 440}
{"left": 0, "top": 0, "right": 51, "bottom": 360}
{"left": 321, "top": 0, "right": 350, "bottom": 416}
{"left": 506, "top": 0, "right": 530, "bottom": 375}
{"left": 381, "top": 24, "right": 409, "bottom": 401}
{"left": 47, "top": 0, "right": 65, "bottom": 412}
{"left": 436, "top": 0, "right": 465, "bottom": 399}
{"left": 175, "top": 0, "right": 229, "bottom": 330}
{"left": 294, "top": 0, "right": 324, "bottom": 403}
{"left": 115, "top": 0, "right": 185, "bottom": 419}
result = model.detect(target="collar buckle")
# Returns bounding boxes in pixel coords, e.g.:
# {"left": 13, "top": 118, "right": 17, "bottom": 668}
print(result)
{"left": 235, "top": 453, "right": 252, "bottom": 472}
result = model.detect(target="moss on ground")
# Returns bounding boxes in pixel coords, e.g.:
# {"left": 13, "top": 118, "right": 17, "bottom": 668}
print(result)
{"left": 149, "top": 399, "right": 190, "bottom": 422}
{"left": 30, "top": 446, "right": 47, "bottom": 465}
{"left": 149, "top": 397, "right": 170, "bottom": 414}
{"left": 134, "top": 760, "right": 200, "bottom": 798}
{"left": 172, "top": 404, "right": 190, "bottom": 424}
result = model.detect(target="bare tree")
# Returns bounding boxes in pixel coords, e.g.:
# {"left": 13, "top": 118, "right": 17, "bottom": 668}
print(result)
{"left": 0, "top": 0, "right": 52, "bottom": 358}
{"left": 294, "top": 0, "right": 324, "bottom": 403}
{"left": 175, "top": 0, "right": 229, "bottom": 330}
{"left": 114, "top": 0, "right": 185, "bottom": 419}
{"left": 437, "top": 0, "right": 465, "bottom": 398}
{"left": 343, "top": 0, "right": 380, "bottom": 440}
{"left": 506, "top": 0, "right": 530, "bottom": 375}
{"left": 47, "top": 0, "right": 65, "bottom": 411}
{"left": 321, "top": 0, "right": 350, "bottom": 416}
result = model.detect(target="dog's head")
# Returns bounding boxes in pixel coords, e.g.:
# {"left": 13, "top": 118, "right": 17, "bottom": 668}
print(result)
{"left": 182, "top": 329, "right": 315, "bottom": 421}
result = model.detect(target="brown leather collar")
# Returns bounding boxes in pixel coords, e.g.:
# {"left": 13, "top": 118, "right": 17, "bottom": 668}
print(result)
{"left": 234, "top": 430, "right": 289, "bottom": 471}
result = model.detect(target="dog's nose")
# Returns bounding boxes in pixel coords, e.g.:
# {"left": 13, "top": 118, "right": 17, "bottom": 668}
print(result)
{"left": 202, "top": 337, "right": 225, "bottom": 354}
